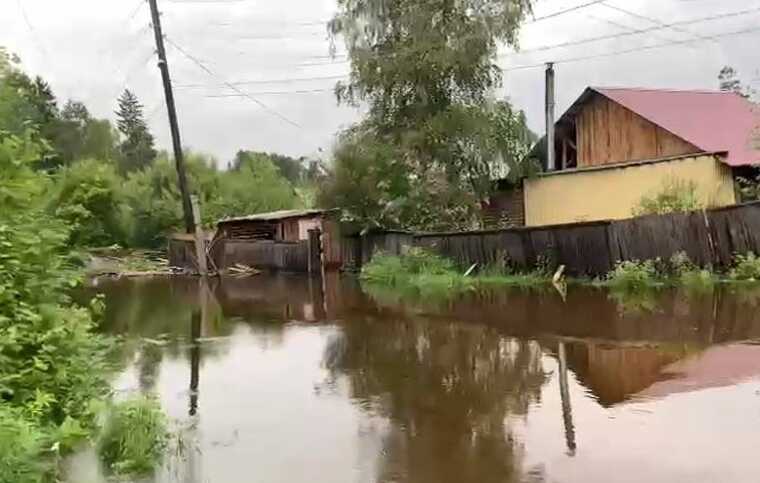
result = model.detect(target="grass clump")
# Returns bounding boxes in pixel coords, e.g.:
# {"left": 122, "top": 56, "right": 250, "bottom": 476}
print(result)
{"left": 361, "top": 248, "right": 550, "bottom": 296}
{"left": 602, "top": 260, "right": 662, "bottom": 291}
{"left": 362, "top": 248, "right": 474, "bottom": 295}
{"left": 669, "top": 251, "right": 716, "bottom": 291}
{"left": 0, "top": 405, "right": 48, "bottom": 483}
{"left": 729, "top": 252, "right": 760, "bottom": 281}
{"left": 98, "top": 396, "right": 169, "bottom": 476}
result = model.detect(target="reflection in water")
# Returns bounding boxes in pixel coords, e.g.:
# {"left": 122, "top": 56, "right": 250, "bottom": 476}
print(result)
{"left": 556, "top": 342, "right": 576, "bottom": 456}
{"left": 69, "top": 276, "right": 760, "bottom": 483}
{"left": 323, "top": 317, "right": 548, "bottom": 483}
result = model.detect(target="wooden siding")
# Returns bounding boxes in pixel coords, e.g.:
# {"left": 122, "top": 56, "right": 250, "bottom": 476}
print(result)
{"left": 576, "top": 93, "right": 699, "bottom": 167}
{"left": 523, "top": 154, "right": 736, "bottom": 227}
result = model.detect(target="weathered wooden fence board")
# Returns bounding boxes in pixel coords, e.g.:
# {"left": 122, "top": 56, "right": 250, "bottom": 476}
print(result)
{"left": 169, "top": 202, "right": 760, "bottom": 275}
{"left": 611, "top": 211, "right": 715, "bottom": 267}
{"left": 348, "top": 202, "right": 760, "bottom": 277}
{"left": 706, "top": 203, "right": 760, "bottom": 266}
{"left": 223, "top": 240, "right": 308, "bottom": 272}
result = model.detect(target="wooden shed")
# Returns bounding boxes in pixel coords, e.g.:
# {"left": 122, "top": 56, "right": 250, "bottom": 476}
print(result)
{"left": 216, "top": 209, "right": 347, "bottom": 270}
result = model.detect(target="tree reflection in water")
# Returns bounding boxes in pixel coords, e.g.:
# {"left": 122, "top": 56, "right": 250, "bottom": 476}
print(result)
{"left": 324, "top": 316, "right": 550, "bottom": 483}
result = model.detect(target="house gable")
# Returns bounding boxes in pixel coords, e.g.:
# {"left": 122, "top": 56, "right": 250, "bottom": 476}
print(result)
{"left": 575, "top": 92, "right": 701, "bottom": 168}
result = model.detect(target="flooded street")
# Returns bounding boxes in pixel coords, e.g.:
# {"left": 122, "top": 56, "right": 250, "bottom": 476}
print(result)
{"left": 70, "top": 275, "right": 760, "bottom": 483}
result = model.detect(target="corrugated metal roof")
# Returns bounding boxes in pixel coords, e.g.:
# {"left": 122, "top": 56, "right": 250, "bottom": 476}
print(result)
{"left": 593, "top": 87, "right": 760, "bottom": 167}
{"left": 217, "top": 208, "right": 334, "bottom": 224}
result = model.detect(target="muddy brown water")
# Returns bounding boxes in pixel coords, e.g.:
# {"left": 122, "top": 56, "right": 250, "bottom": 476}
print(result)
{"left": 67, "top": 274, "right": 760, "bottom": 483}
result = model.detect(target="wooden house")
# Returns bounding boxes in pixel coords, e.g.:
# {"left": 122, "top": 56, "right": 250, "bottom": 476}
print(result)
{"left": 493, "top": 87, "right": 760, "bottom": 227}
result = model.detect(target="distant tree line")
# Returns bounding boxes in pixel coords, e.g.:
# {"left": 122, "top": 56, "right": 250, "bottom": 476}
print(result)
{"left": 0, "top": 47, "right": 320, "bottom": 248}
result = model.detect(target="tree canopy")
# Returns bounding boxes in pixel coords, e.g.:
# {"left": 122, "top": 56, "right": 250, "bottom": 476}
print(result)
{"left": 321, "top": 0, "right": 536, "bottom": 231}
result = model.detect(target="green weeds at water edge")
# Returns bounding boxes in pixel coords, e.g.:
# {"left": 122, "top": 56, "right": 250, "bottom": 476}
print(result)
{"left": 360, "top": 248, "right": 550, "bottom": 294}
{"left": 97, "top": 396, "right": 169, "bottom": 476}
{"left": 729, "top": 252, "right": 760, "bottom": 281}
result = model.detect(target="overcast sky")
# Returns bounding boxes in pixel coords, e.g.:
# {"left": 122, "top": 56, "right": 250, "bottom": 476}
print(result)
{"left": 1, "top": 0, "right": 759, "bottom": 165}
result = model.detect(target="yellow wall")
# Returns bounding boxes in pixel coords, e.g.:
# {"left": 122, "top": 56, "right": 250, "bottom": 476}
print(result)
{"left": 523, "top": 154, "right": 736, "bottom": 227}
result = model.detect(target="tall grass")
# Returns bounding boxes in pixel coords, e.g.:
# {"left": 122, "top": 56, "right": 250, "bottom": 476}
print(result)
{"left": 361, "top": 248, "right": 549, "bottom": 295}
{"left": 0, "top": 405, "right": 48, "bottom": 483}
{"left": 98, "top": 396, "right": 169, "bottom": 476}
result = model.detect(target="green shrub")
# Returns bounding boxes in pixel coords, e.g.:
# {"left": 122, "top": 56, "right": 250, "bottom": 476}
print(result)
{"left": 604, "top": 260, "right": 662, "bottom": 291}
{"left": 730, "top": 252, "right": 760, "bottom": 281}
{"left": 669, "top": 251, "right": 716, "bottom": 290}
{"left": 98, "top": 396, "right": 169, "bottom": 476}
{"left": 634, "top": 179, "right": 702, "bottom": 216}
{"left": 0, "top": 405, "right": 48, "bottom": 483}
{"left": 0, "top": 131, "right": 115, "bottom": 481}
{"left": 50, "top": 158, "right": 127, "bottom": 247}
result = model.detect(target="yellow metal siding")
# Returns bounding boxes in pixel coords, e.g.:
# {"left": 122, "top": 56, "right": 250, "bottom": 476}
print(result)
{"left": 524, "top": 155, "right": 736, "bottom": 227}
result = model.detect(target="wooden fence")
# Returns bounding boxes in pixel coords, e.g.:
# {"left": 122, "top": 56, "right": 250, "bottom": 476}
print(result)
{"left": 169, "top": 238, "right": 310, "bottom": 273}
{"left": 343, "top": 202, "right": 760, "bottom": 277}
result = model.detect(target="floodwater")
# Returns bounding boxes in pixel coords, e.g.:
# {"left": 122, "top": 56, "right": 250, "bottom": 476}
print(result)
{"left": 68, "top": 274, "right": 760, "bottom": 483}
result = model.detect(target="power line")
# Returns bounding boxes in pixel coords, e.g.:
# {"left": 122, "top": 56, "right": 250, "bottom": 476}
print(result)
{"left": 585, "top": 12, "right": 698, "bottom": 48}
{"left": 16, "top": 0, "right": 49, "bottom": 59}
{"left": 506, "top": 5, "right": 760, "bottom": 57}
{"left": 205, "top": 88, "right": 332, "bottom": 97}
{"left": 197, "top": 24, "right": 760, "bottom": 97}
{"left": 600, "top": 2, "right": 718, "bottom": 44}
{"left": 126, "top": 0, "right": 147, "bottom": 21}
{"left": 501, "top": 23, "right": 760, "bottom": 72}
{"left": 175, "top": 73, "right": 347, "bottom": 89}
{"left": 186, "top": 14, "right": 760, "bottom": 93}
{"left": 164, "top": 36, "right": 303, "bottom": 128}
{"left": 529, "top": 0, "right": 608, "bottom": 23}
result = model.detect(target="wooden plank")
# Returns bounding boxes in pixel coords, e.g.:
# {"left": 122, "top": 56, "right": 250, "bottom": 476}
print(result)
{"left": 576, "top": 92, "right": 700, "bottom": 168}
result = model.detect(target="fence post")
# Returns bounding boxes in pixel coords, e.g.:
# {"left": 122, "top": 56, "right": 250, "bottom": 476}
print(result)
{"left": 308, "top": 229, "right": 322, "bottom": 275}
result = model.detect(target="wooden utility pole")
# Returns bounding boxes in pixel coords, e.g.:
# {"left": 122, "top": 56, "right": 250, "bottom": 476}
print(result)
{"left": 148, "top": 0, "right": 194, "bottom": 233}
{"left": 545, "top": 62, "right": 556, "bottom": 172}
{"left": 190, "top": 195, "right": 208, "bottom": 277}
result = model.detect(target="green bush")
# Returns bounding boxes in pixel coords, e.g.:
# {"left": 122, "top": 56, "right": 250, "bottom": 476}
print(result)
{"left": 50, "top": 158, "right": 127, "bottom": 247}
{"left": 98, "top": 396, "right": 169, "bottom": 476}
{"left": 730, "top": 252, "right": 760, "bottom": 281}
{"left": 0, "top": 405, "right": 48, "bottom": 483}
{"left": 0, "top": 131, "right": 114, "bottom": 481}
{"left": 669, "top": 251, "right": 716, "bottom": 290}
{"left": 634, "top": 179, "right": 702, "bottom": 216}
{"left": 604, "top": 260, "right": 662, "bottom": 291}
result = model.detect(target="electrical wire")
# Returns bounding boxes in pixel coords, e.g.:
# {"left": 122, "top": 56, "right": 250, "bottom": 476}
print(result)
{"left": 175, "top": 73, "right": 347, "bottom": 89}
{"left": 528, "top": 0, "right": 608, "bottom": 23}
{"left": 177, "top": 5, "right": 760, "bottom": 90}
{"left": 197, "top": 23, "right": 760, "bottom": 97}
{"left": 506, "top": 5, "right": 760, "bottom": 56}
{"left": 600, "top": 2, "right": 718, "bottom": 44}
{"left": 205, "top": 88, "right": 332, "bottom": 97}
{"left": 502, "top": 23, "right": 760, "bottom": 72}
{"left": 164, "top": 36, "right": 303, "bottom": 128}
{"left": 126, "top": 0, "right": 147, "bottom": 22}
{"left": 16, "top": 0, "right": 49, "bottom": 59}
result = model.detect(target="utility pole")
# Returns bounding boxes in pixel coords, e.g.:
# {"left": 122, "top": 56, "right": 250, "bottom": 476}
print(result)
{"left": 545, "top": 62, "right": 556, "bottom": 172}
{"left": 148, "top": 0, "right": 194, "bottom": 233}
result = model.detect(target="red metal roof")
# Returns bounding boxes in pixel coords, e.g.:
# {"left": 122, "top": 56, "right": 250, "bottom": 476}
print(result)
{"left": 593, "top": 87, "right": 760, "bottom": 167}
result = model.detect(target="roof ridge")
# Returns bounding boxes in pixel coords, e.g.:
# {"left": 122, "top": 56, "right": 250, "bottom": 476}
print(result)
{"left": 592, "top": 86, "right": 733, "bottom": 95}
